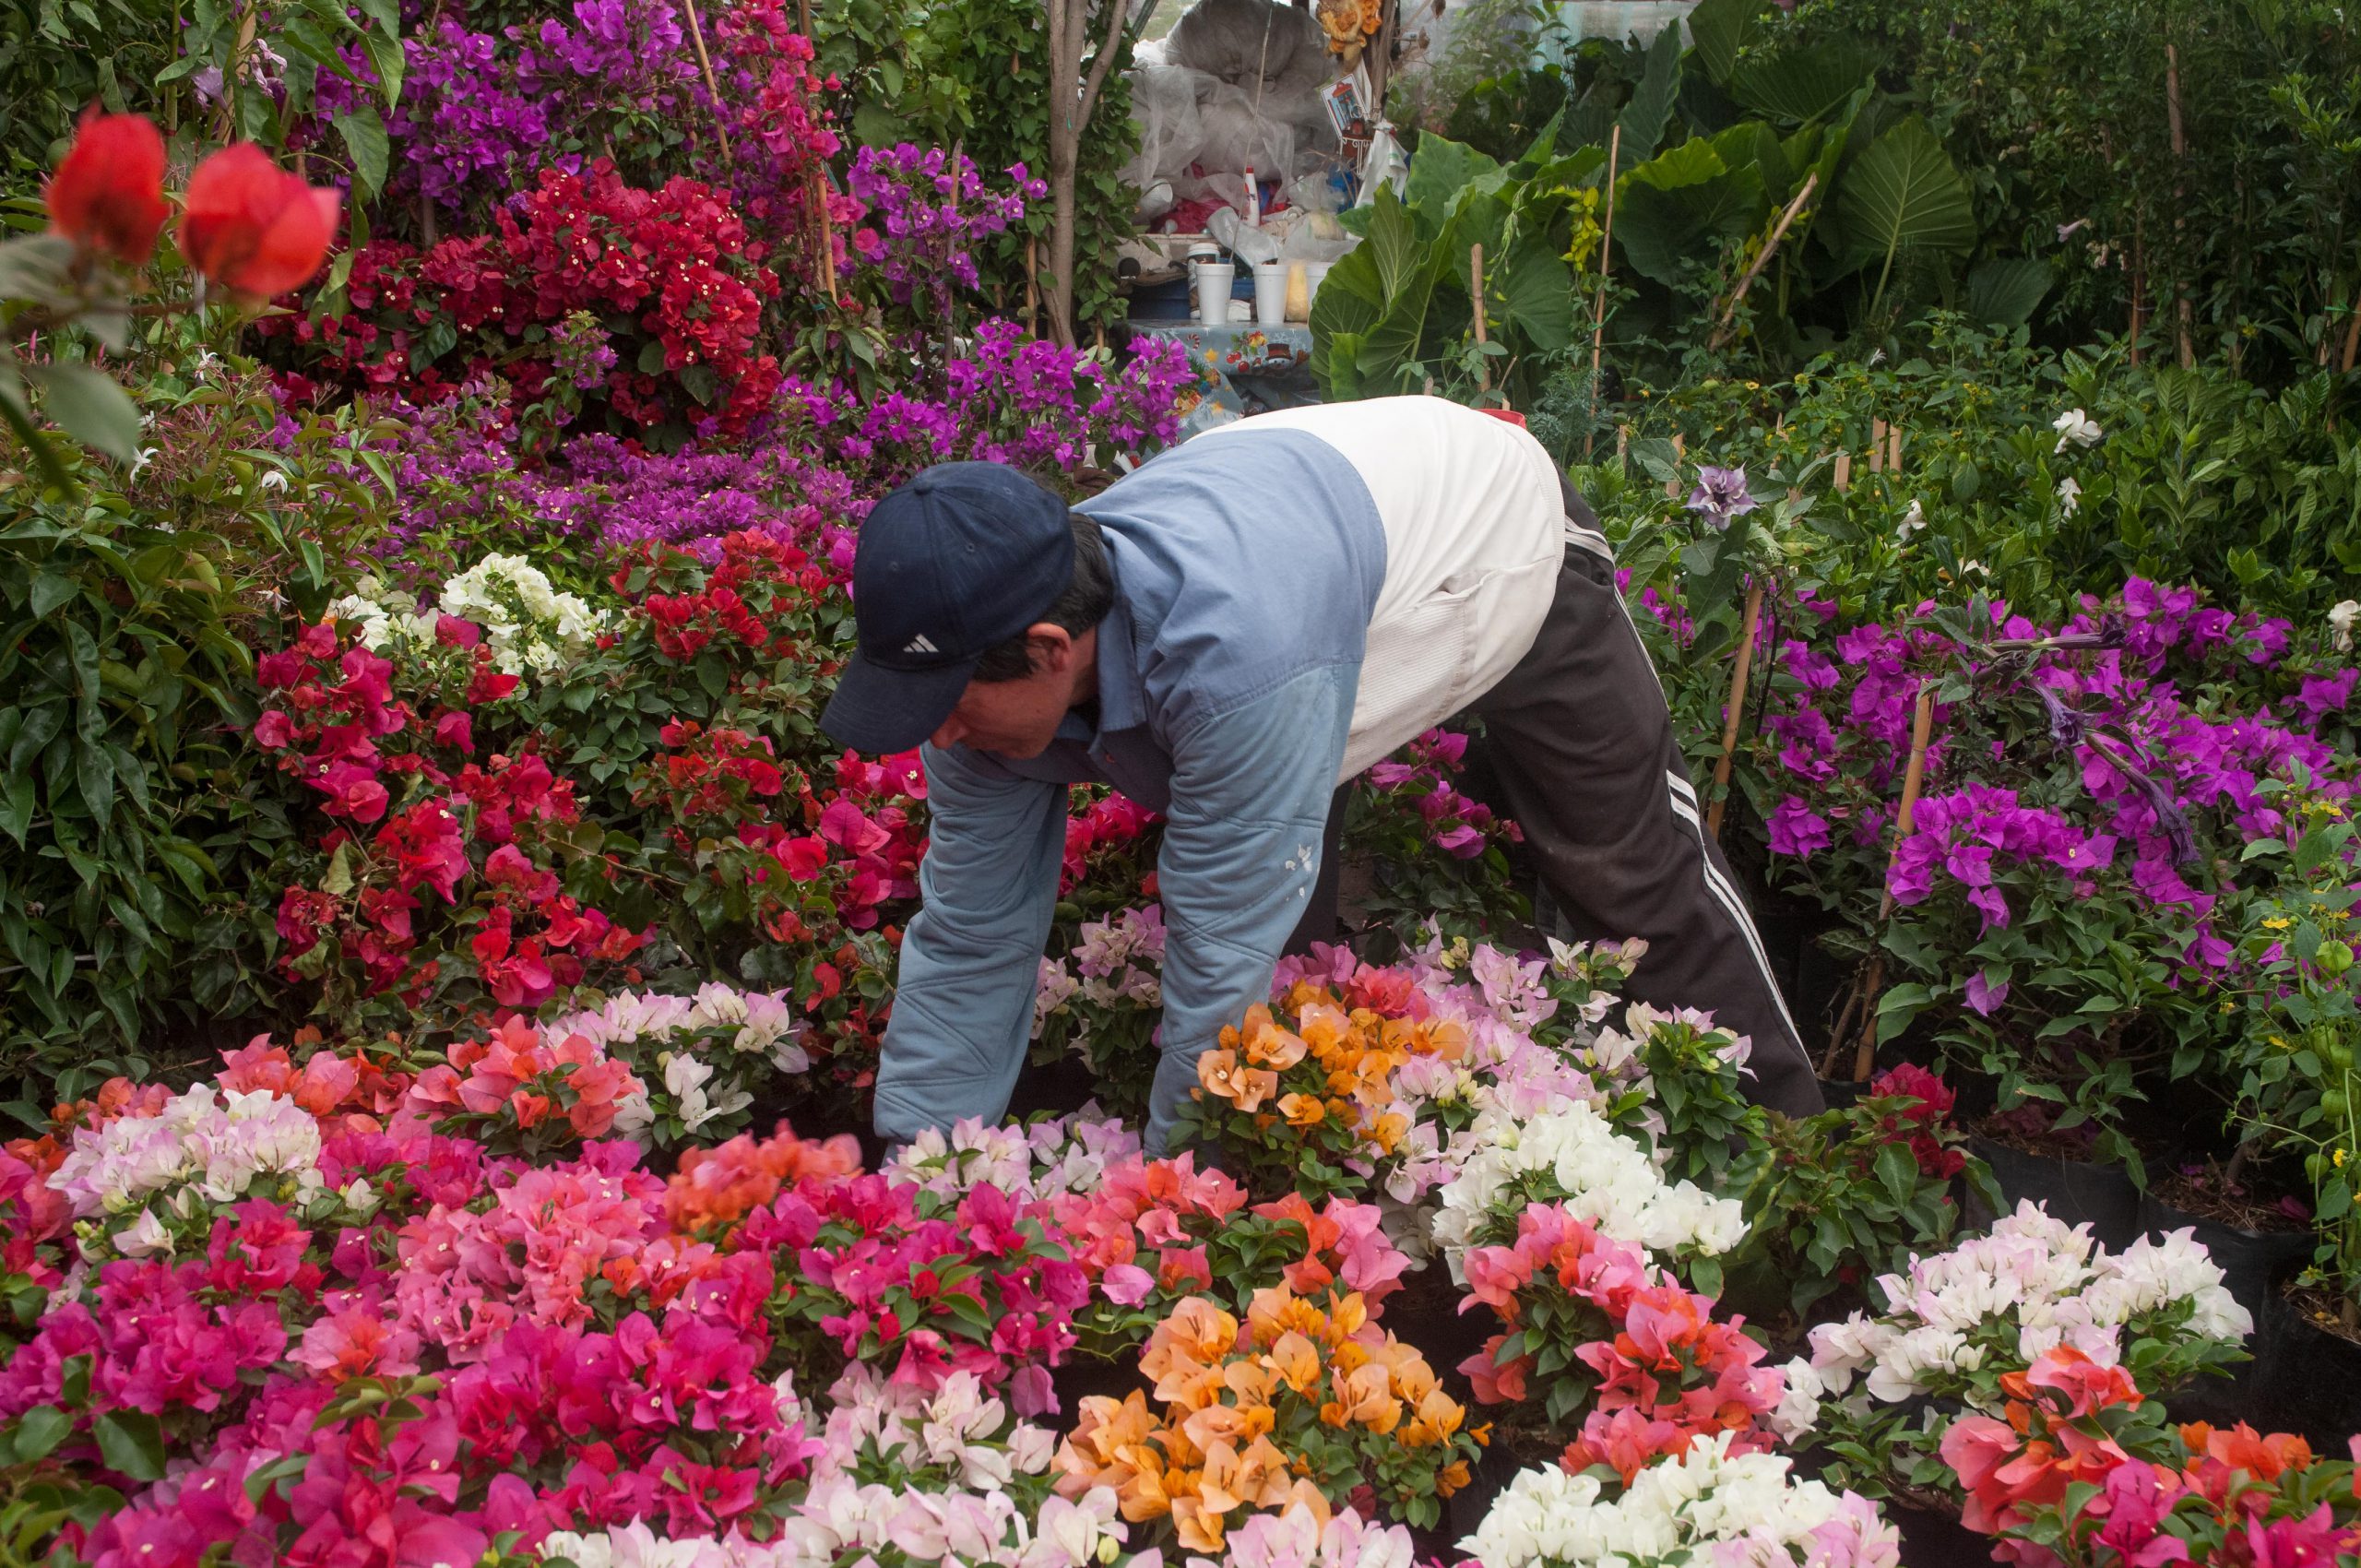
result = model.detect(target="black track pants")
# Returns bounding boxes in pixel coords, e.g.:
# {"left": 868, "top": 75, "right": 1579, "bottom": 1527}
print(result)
{"left": 1285, "top": 489, "right": 1824, "bottom": 1118}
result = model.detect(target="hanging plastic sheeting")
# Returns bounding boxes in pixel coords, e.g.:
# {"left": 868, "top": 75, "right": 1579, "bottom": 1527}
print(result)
{"left": 1121, "top": 0, "right": 1342, "bottom": 220}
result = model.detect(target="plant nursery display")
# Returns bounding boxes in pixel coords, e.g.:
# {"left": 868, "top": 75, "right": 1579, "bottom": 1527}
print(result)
{"left": 4, "top": 0, "right": 2361, "bottom": 1563}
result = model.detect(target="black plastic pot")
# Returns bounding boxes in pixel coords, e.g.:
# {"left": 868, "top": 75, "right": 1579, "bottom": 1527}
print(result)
{"left": 1884, "top": 1503, "right": 1995, "bottom": 1568}
{"left": 2130, "top": 1194, "right": 2312, "bottom": 1429}
{"left": 1383, "top": 1267, "right": 1493, "bottom": 1401}
{"left": 1966, "top": 1135, "right": 2142, "bottom": 1252}
{"left": 2247, "top": 1285, "right": 2361, "bottom": 1447}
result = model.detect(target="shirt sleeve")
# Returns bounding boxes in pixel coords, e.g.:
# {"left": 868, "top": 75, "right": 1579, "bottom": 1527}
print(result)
{"left": 872, "top": 742, "right": 1069, "bottom": 1146}
{"left": 1145, "top": 662, "right": 1359, "bottom": 1152}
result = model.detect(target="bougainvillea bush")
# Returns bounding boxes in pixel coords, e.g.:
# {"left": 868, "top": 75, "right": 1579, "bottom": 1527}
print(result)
{"left": 1715, "top": 575, "right": 2356, "bottom": 1162}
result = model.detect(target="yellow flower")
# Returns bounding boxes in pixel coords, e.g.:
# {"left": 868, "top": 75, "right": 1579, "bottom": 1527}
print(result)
{"left": 2337, "top": 1148, "right": 2349, "bottom": 1169}
{"left": 2264, "top": 917, "right": 2293, "bottom": 931}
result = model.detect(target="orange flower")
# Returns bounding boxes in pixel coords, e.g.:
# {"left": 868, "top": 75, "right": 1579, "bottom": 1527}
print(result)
{"left": 1267, "top": 1330, "right": 1323, "bottom": 1396}
{"left": 1242, "top": 1016, "right": 1308, "bottom": 1070}
{"left": 1197, "top": 1050, "right": 1282, "bottom": 1112}
{"left": 1278, "top": 1093, "right": 1327, "bottom": 1129}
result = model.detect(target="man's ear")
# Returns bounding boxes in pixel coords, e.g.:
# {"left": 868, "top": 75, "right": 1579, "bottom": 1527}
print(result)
{"left": 1026, "top": 623, "right": 1074, "bottom": 674}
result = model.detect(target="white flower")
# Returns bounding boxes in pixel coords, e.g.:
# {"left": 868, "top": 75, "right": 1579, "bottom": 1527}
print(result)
{"left": 126, "top": 446, "right": 159, "bottom": 480}
{"left": 113, "top": 1206, "right": 176, "bottom": 1258}
{"left": 2052, "top": 408, "right": 2103, "bottom": 452}
{"left": 256, "top": 468, "right": 290, "bottom": 493}
{"left": 341, "top": 1178, "right": 381, "bottom": 1218}
{"left": 2330, "top": 600, "right": 2358, "bottom": 653}
{"left": 2058, "top": 475, "right": 2082, "bottom": 516}
{"left": 1897, "top": 498, "right": 1926, "bottom": 539}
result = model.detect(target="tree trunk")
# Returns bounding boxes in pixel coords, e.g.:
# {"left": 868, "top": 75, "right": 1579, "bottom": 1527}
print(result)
{"left": 1042, "top": 0, "right": 1128, "bottom": 347}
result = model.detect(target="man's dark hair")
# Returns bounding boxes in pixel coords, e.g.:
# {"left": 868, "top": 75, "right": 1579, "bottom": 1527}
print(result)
{"left": 971, "top": 510, "right": 1114, "bottom": 682}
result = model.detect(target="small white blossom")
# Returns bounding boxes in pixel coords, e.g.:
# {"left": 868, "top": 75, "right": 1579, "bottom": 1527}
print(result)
{"left": 2330, "top": 600, "right": 2358, "bottom": 653}
{"left": 2052, "top": 408, "right": 2103, "bottom": 452}
{"left": 2058, "top": 476, "right": 2082, "bottom": 516}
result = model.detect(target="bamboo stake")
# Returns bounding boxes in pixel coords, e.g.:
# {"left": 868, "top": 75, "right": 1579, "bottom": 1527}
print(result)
{"left": 1583, "top": 124, "right": 1622, "bottom": 460}
{"left": 1708, "top": 172, "right": 1817, "bottom": 353}
{"left": 1666, "top": 433, "right": 1685, "bottom": 498}
{"left": 1705, "top": 580, "right": 1766, "bottom": 841}
{"left": 2165, "top": 43, "right": 2193, "bottom": 369}
{"left": 681, "top": 0, "right": 734, "bottom": 169}
{"left": 1850, "top": 683, "right": 1938, "bottom": 1081}
{"left": 1024, "top": 235, "right": 1041, "bottom": 332}
{"left": 793, "top": 0, "right": 839, "bottom": 305}
{"left": 1469, "top": 242, "right": 1489, "bottom": 395}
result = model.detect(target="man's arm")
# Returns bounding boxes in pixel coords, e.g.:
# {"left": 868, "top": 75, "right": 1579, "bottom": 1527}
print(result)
{"left": 872, "top": 742, "right": 1069, "bottom": 1146}
{"left": 1145, "top": 663, "right": 1358, "bottom": 1152}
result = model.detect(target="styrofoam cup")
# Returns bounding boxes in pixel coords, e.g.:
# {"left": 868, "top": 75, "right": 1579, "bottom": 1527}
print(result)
{"left": 1304, "top": 261, "right": 1335, "bottom": 308}
{"left": 1194, "top": 262, "right": 1236, "bottom": 327}
{"left": 1252, "top": 262, "right": 1288, "bottom": 327}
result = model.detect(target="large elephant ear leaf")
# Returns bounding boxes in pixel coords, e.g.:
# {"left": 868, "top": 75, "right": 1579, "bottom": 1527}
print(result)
{"left": 1405, "top": 135, "right": 1503, "bottom": 238}
{"left": 1617, "top": 25, "right": 1686, "bottom": 160}
{"left": 1825, "top": 115, "right": 1977, "bottom": 304}
{"left": 1309, "top": 237, "right": 1387, "bottom": 393}
{"left": 1614, "top": 140, "right": 1768, "bottom": 288}
{"left": 1687, "top": 0, "right": 1774, "bottom": 88}
{"left": 1730, "top": 39, "right": 1883, "bottom": 126}
{"left": 1964, "top": 257, "right": 2054, "bottom": 327}
{"left": 1495, "top": 230, "right": 1579, "bottom": 351}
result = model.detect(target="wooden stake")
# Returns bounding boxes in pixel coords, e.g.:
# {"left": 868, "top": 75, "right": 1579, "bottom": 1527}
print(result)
{"left": 1706, "top": 579, "right": 1766, "bottom": 841}
{"left": 681, "top": 0, "right": 734, "bottom": 169}
{"left": 1832, "top": 451, "right": 1852, "bottom": 492}
{"left": 1024, "top": 234, "right": 1041, "bottom": 332}
{"left": 1666, "top": 432, "right": 1685, "bottom": 498}
{"left": 1583, "top": 124, "right": 1622, "bottom": 460}
{"left": 1850, "top": 683, "right": 1938, "bottom": 1081}
{"left": 1868, "top": 418, "right": 1887, "bottom": 475}
{"left": 2342, "top": 276, "right": 2361, "bottom": 374}
{"left": 1708, "top": 172, "right": 1816, "bottom": 353}
{"left": 1888, "top": 422, "right": 1903, "bottom": 470}
{"left": 1469, "top": 243, "right": 1489, "bottom": 395}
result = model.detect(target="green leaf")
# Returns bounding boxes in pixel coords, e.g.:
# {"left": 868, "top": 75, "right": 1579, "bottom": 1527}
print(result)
{"left": 1493, "top": 231, "right": 1577, "bottom": 350}
{"left": 1617, "top": 25, "right": 1685, "bottom": 160}
{"left": 1729, "top": 39, "right": 1881, "bottom": 125}
{"left": 10, "top": 1405, "right": 73, "bottom": 1463}
{"left": 1614, "top": 141, "right": 1767, "bottom": 288}
{"left": 1404, "top": 136, "right": 1501, "bottom": 237}
{"left": 92, "top": 1409, "right": 167, "bottom": 1481}
{"left": 1824, "top": 115, "right": 1977, "bottom": 304}
{"left": 1872, "top": 1141, "right": 1918, "bottom": 1206}
{"left": 333, "top": 109, "right": 391, "bottom": 199}
{"left": 361, "top": 28, "right": 405, "bottom": 106}
{"left": 1686, "top": 0, "right": 1772, "bottom": 84}
{"left": 29, "top": 362, "right": 143, "bottom": 466}
{"left": 1964, "top": 257, "right": 2053, "bottom": 327}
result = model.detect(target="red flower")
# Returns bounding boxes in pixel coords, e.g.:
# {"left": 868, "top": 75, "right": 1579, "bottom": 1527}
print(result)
{"left": 179, "top": 143, "right": 340, "bottom": 300}
{"left": 45, "top": 112, "right": 170, "bottom": 265}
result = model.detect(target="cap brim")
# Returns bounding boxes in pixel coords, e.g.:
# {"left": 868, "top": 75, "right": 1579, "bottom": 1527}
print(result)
{"left": 820, "top": 649, "right": 977, "bottom": 754}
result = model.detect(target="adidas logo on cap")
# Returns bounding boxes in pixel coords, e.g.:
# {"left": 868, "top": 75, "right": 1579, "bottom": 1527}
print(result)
{"left": 902, "top": 634, "right": 940, "bottom": 655}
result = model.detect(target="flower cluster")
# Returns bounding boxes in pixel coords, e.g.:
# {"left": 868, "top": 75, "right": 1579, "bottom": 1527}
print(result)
{"left": 1429, "top": 1097, "right": 1747, "bottom": 1282}
{"left": 1034, "top": 903, "right": 1168, "bottom": 1115}
{"left": 1946, "top": 1369, "right": 2361, "bottom": 1568}
{"left": 402, "top": 1014, "right": 647, "bottom": 1158}
{"left": 548, "top": 983, "right": 810, "bottom": 1149}
{"left": 1808, "top": 1202, "right": 2251, "bottom": 1408}
{"left": 1177, "top": 986, "right": 1471, "bottom": 1200}
{"left": 1456, "top": 1201, "right": 1797, "bottom": 1470}
{"left": 1045, "top": 1155, "right": 1408, "bottom": 1354}
{"left": 1055, "top": 1286, "right": 1483, "bottom": 1542}
{"left": 1461, "top": 1433, "right": 1900, "bottom": 1568}
{"left": 846, "top": 144, "right": 1044, "bottom": 319}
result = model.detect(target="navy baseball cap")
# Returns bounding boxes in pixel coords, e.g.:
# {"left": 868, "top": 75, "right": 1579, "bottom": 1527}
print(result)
{"left": 821, "top": 462, "right": 1076, "bottom": 754}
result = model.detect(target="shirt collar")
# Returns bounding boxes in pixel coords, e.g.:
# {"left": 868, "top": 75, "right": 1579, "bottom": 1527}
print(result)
{"left": 1053, "top": 542, "right": 1145, "bottom": 751}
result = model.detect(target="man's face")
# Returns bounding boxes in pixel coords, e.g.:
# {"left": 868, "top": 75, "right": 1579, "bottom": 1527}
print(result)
{"left": 929, "top": 625, "right": 1089, "bottom": 758}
